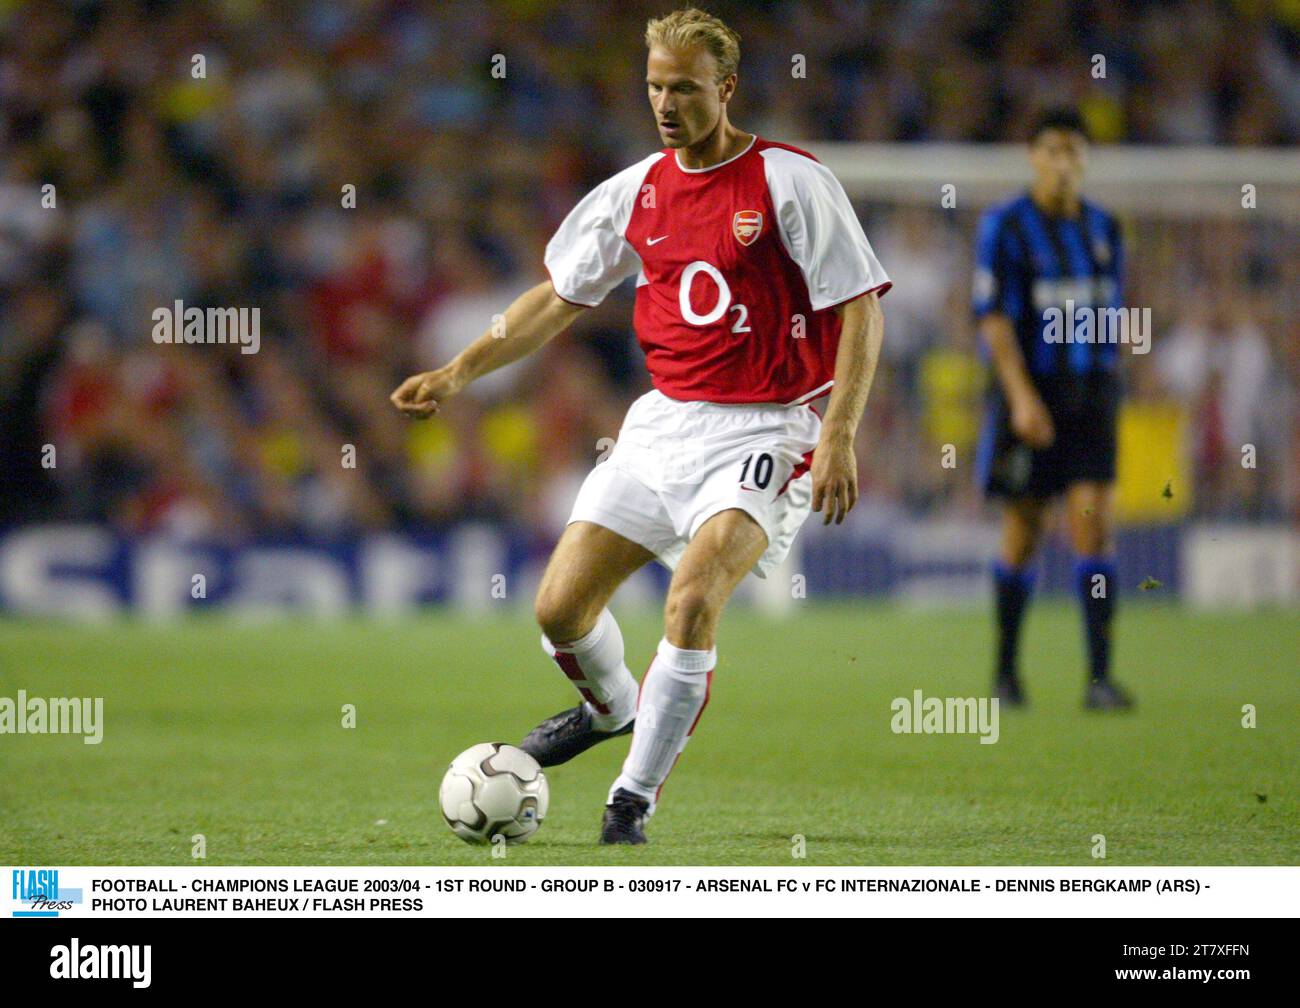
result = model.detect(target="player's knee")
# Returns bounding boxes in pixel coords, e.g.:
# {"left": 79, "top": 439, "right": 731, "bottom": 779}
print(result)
{"left": 1069, "top": 510, "right": 1112, "bottom": 555}
{"left": 663, "top": 583, "right": 720, "bottom": 643}
{"left": 534, "top": 591, "right": 593, "bottom": 646}
{"left": 1011, "top": 502, "right": 1046, "bottom": 534}
{"left": 1073, "top": 528, "right": 1112, "bottom": 556}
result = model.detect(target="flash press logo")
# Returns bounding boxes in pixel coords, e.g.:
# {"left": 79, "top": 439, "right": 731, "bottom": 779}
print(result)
{"left": 151, "top": 300, "right": 260, "bottom": 354}
{"left": 12, "top": 869, "right": 83, "bottom": 917}
{"left": 50, "top": 939, "right": 151, "bottom": 988}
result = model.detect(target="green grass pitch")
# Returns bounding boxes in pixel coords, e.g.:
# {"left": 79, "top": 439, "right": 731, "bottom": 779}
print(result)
{"left": 1, "top": 603, "right": 1295, "bottom": 866}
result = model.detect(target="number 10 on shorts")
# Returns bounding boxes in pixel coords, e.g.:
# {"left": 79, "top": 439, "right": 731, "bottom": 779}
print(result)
{"left": 739, "top": 452, "right": 775, "bottom": 492}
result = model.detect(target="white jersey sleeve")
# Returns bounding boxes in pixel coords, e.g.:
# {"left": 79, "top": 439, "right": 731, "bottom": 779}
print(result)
{"left": 544, "top": 152, "right": 665, "bottom": 307}
{"left": 761, "top": 147, "right": 891, "bottom": 312}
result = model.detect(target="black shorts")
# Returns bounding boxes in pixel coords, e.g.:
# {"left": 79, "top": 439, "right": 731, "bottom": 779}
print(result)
{"left": 976, "top": 372, "right": 1120, "bottom": 500}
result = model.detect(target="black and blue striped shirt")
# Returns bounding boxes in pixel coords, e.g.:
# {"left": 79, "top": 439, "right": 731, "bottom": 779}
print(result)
{"left": 972, "top": 193, "right": 1125, "bottom": 377}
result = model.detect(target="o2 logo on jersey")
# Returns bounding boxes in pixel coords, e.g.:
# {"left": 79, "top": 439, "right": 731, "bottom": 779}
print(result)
{"left": 679, "top": 261, "right": 751, "bottom": 333}
{"left": 733, "top": 210, "right": 763, "bottom": 246}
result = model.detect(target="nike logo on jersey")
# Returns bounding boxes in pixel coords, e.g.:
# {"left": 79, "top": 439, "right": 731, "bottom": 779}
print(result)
{"left": 646, "top": 235, "right": 670, "bottom": 245}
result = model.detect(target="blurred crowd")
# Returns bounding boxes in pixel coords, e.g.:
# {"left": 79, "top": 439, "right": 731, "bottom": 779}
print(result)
{"left": 0, "top": 0, "right": 1297, "bottom": 542}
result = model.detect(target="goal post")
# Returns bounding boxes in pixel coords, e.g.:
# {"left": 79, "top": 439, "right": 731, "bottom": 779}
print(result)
{"left": 808, "top": 143, "right": 1300, "bottom": 220}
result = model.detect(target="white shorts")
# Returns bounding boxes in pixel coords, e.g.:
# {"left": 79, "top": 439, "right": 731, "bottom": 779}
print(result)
{"left": 567, "top": 388, "right": 822, "bottom": 579}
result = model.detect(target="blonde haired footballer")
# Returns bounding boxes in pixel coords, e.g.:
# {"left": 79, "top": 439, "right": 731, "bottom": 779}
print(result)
{"left": 392, "top": 7, "right": 890, "bottom": 844}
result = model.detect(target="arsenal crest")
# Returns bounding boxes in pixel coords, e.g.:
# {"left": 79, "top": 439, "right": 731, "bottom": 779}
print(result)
{"left": 733, "top": 210, "right": 763, "bottom": 246}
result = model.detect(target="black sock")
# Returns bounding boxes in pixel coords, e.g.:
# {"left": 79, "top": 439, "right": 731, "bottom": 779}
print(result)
{"left": 993, "top": 562, "right": 1036, "bottom": 681}
{"left": 1075, "top": 556, "right": 1117, "bottom": 682}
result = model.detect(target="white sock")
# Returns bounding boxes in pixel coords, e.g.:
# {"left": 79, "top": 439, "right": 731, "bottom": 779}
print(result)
{"left": 540, "top": 608, "right": 638, "bottom": 731}
{"left": 610, "top": 638, "right": 714, "bottom": 811}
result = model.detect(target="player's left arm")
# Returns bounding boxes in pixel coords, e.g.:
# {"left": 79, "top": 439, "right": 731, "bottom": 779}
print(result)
{"left": 812, "top": 290, "right": 884, "bottom": 525}
{"left": 766, "top": 150, "right": 890, "bottom": 524}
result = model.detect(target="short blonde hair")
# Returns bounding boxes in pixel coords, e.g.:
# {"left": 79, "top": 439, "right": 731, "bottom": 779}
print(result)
{"left": 645, "top": 7, "right": 741, "bottom": 82}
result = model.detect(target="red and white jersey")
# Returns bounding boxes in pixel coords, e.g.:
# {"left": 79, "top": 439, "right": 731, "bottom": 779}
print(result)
{"left": 545, "top": 135, "right": 891, "bottom": 405}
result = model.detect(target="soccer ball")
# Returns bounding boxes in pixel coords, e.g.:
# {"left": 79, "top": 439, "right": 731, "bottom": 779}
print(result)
{"left": 439, "top": 742, "right": 549, "bottom": 844}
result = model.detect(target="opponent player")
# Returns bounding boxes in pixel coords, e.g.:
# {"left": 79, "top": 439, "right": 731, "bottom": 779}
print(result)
{"left": 973, "top": 107, "right": 1134, "bottom": 711}
{"left": 392, "top": 8, "right": 889, "bottom": 842}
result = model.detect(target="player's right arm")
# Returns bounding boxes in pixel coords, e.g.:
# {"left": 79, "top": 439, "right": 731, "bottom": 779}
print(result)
{"left": 979, "top": 313, "right": 1054, "bottom": 449}
{"left": 392, "top": 157, "right": 651, "bottom": 419}
{"left": 972, "top": 206, "right": 1054, "bottom": 449}
{"left": 390, "top": 281, "right": 585, "bottom": 418}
